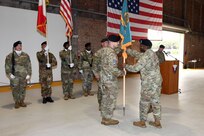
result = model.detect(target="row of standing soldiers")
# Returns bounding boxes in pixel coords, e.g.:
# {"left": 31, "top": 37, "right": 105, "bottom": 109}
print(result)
{"left": 5, "top": 41, "right": 97, "bottom": 107}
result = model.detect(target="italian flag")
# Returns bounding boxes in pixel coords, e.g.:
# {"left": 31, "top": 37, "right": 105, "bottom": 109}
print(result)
{"left": 37, "top": 0, "right": 47, "bottom": 36}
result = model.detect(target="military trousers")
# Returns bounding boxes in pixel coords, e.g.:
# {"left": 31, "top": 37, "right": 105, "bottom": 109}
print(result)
{"left": 61, "top": 71, "right": 74, "bottom": 96}
{"left": 97, "top": 80, "right": 102, "bottom": 108}
{"left": 10, "top": 77, "right": 27, "bottom": 102}
{"left": 139, "top": 82, "right": 162, "bottom": 121}
{"left": 101, "top": 80, "right": 118, "bottom": 119}
{"left": 40, "top": 75, "right": 53, "bottom": 98}
{"left": 81, "top": 69, "right": 93, "bottom": 93}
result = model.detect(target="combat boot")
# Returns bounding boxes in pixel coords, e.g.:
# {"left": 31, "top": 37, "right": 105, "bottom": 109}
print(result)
{"left": 88, "top": 91, "right": 94, "bottom": 96}
{"left": 133, "top": 121, "right": 146, "bottom": 128}
{"left": 149, "top": 120, "right": 162, "bottom": 128}
{"left": 42, "top": 98, "right": 47, "bottom": 104}
{"left": 101, "top": 118, "right": 119, "bottom": 125}
{"left": 69, "top": 94, "right": 76, "bottom": 99}
{"left": 20, "top": 100, "right": 27, "bottom": 107}
{"left": 84, "top": 92, "right": 88, "bottom": 97}
{"left": 14, "top": 102, "right": 20, "bottom": 109}
{"left": 64, "top": 95, "right": 69, "bottom": 100}
{"left": 46, "top": 97, "right": 54, "bottom": 103}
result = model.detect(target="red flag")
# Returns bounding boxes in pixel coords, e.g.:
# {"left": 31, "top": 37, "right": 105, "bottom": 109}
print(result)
{"left": 37, "top": 0, "right": 47, "bottom": 36}
{"left": 107, "top": 0, "right": 163, "bottom": 40}
{"left": 60, "top": 0, "right": 73, "bottom": 37}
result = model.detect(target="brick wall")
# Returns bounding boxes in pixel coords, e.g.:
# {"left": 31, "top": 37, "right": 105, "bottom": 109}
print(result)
{"left": 75, "top": 16, "right": 106, "bottom": 54}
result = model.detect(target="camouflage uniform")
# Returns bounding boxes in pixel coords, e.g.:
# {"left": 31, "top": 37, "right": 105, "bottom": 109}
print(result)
{"left": 5, "top": 51, "right": 32, "bottom": 103}
{"left": 36, "top": 51, "right": 57, "bottom": 98}
{"left": 93, "top": 47, "right": 122, "bottom": 109}
{"left": 99, "top": 47, "right": 122, "bottom": 119}
{"left": 93, "top": 47, "right": 105, "bottom": 109}
{"left": 59, "top": 49, "right": 77, "bottom": 97}
{"left": 125, "top": 48, "right": 162, "bottom": 121}
{"left": 78, "top": 50, "right": 94, "bottom": 94}
{"left": 155, "top": 50, "right": 165, "bottom": 64}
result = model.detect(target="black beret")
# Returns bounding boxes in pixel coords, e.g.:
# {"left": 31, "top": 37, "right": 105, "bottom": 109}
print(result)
{"left": 85, "top": 42, "right": 91, "bottom": 47}
{"left": 13, "top": 41, "right": 22, "bottom": 48}
{"left": 108, "top": 35, "right": 121, "bottom": 42}
{"left": 139, "top": 39, "right": 152, "bottom": 47}
{"left": 63, "top": 41, "right": 69, "bottom": 48}
{"left": 41, "top": 41, "right": 47, "bottom": 46}
{"left": 101, "top": 38, "right": 108, "bottom": 43}
{"left": 159, "top": 45, "right": 165, "bottom": 48}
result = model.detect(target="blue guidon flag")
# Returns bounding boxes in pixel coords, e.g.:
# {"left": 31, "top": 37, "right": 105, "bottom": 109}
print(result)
{"left": 119, "top": 0, "right": 132, "bottom": 59}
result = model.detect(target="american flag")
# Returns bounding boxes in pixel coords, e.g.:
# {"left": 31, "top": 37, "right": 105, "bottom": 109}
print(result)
{"left": 107, "top": 0, "right": 163, "bottom": 40}
{"left": 60, "top": 0, "right": 73, "bottom": 37}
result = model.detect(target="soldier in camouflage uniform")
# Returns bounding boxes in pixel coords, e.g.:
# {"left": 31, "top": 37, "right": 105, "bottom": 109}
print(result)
{"left": 59, "top": 41, "right": 77, "bottom": 100}
{"left": 99, "top": 35, "right": 123, "bottom": 125}
{"left": 92, "top": 38, "right": 108, "bottom": 111}
{"left": 125, "top": 39, "right": 162, "bottom": 128}
{"left": 155, "top": 45, "right": 165, "bottom": 64}
{"left": 78, "top": 42, "right": 94, "bottom": 97}
{"left": 36, "top": 41, "right": 57, "bottom": 104}
{"left": 5, "top": 41, "right": 32, "bottom": 109}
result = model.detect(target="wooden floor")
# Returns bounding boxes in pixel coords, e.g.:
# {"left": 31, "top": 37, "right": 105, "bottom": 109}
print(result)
{"left": 0, "top": 69, "right": 204, "bottom": 136}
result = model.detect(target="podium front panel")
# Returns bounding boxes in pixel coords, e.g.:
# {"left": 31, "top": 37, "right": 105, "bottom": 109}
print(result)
{"left": 160, "top": 60, "right": 179, "bottom": 94}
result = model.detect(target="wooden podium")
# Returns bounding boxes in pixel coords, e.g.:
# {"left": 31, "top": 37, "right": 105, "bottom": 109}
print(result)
{"left": 160, "top": 60, "right": 179, "bottom": 94}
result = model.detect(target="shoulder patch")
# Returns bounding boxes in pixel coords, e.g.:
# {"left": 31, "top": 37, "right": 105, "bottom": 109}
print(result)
{"left": 113, "top": 59, "right": 117, "bottom": 65}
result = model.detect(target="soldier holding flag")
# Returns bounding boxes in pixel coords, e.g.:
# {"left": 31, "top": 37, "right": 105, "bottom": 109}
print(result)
{"left": 99, "top": 35, "right": 124, "bottom": 125}
{"left": 125, "top": 39, "right": 163, "bottom": 128}
{"left": 36, "top": 41, "right": 57, "bottom": 104}
{"left": 59, "top": 41, "right": 77, "bottom": 100}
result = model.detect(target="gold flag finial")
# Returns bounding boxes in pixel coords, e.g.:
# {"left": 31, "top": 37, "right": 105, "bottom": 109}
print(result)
{"left": 46, "top": 0, "right": 49, "bottom": 5}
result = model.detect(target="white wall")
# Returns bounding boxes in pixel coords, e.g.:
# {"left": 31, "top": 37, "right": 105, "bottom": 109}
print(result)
{"left": 0, "top": 6, "right": 67, "bottom": 86}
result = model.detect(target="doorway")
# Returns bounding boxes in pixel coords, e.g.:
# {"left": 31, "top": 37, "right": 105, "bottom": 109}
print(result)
{"left": 148, "top": 30, "right": 184, "bottom": 69}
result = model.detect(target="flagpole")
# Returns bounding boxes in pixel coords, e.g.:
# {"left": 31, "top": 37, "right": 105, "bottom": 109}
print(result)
{"left": 68, "top": 34, "right": 72, "bottom": 63}
{"left": 119, "top": 0, "right": 132, "bottom": 117}
{"left": 123, "top": 57, "right": 126, "bottom": 116}
{"left": 60, "top": 0, "right": 73, "bottom": 64}
{"left": 37, "top": 0, "right": 50, "bottom": 64}
{"left": 45, "top": 0, "right": 50, "bottom": 65}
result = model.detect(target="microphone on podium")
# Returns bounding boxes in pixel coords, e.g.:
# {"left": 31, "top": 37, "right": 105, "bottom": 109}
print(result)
{"left": 163, "top": 51, "right": 168, "bottom": 56}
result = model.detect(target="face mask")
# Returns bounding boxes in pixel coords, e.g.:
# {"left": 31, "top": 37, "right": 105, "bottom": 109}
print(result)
{"left": 85, "top": 46, "right": 91, "bottom": 51}
{"left": 15, "top": 50, "right": 22, "bottom": 56}
{"left": 86, "top": 50, "right": 91, "bottom": 54}
{"left": 44, "top": 45, "right": 49, "bottom": 51}
{"left": 68, "top": 46, "right": 72, "bottom": 50}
